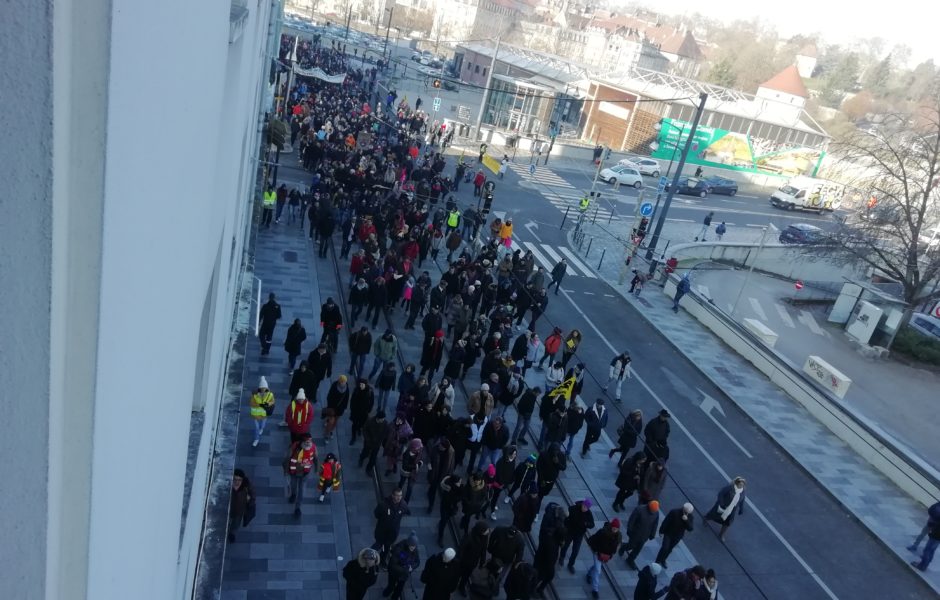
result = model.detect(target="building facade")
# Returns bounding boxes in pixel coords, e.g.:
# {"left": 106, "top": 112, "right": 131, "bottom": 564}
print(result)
{"left": 0, "top": 0, "right": 275, "bottom": 598}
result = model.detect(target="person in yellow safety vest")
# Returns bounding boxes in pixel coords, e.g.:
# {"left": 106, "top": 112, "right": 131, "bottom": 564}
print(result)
{"left": 317, "top": 452, "right": 342, "bottom": 502}
{"left": 579, "top": 196, "right": 590, "bottom": 212}
{"left": 249, "top": 376, "right": 276, "bottom": 447}
{"left": 285, "top": 388, "right": 314, "bottom": 443}
{"left": 286, "top": 434, "right": 318, "bottom": 516}
{"left": 446, "top": 208, "right": 461, "bottom": 235}
{"left": 262, "top": 186, "right": 276, "bottom": 228}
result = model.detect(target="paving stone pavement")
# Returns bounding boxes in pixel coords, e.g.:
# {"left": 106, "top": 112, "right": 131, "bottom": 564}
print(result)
{"left": 220, "top": 184, "right": 711, "bottom": 599}
{"left": 578, "top": 222, "right": 940, "bottom": 593}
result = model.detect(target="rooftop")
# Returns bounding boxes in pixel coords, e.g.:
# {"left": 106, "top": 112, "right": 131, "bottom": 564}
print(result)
{"left": 759, "top": 65, "right": 810, "bottom": 98}
{"left": 457, "top": 41, "right": 592, "bottom": 87}
{"left": 600, "top": 65, "right": 828, "bottom": 136}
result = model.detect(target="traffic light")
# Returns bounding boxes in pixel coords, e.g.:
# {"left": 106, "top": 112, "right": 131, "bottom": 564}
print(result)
{"left": 482, "top": 192, "right": 494, "bottom": 215}
{"left": 433, "top": 79, "right": 441, "bottom": 88}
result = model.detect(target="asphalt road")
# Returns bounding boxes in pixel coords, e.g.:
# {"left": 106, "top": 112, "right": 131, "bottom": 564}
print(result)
{"left": 453, "top": 164, "right": 934, "bottom": 599}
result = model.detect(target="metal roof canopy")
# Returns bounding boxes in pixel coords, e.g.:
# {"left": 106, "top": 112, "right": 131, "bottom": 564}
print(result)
{"left": 458, "top": 41, "right": 590, "bottom": 86}
{"left": 600, "top": 65, "right": 829, "bottom": 137}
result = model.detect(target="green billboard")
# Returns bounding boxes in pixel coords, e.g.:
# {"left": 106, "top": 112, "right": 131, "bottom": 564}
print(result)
{"left": 650, "top": 117, "right": 824, "bottom": 178}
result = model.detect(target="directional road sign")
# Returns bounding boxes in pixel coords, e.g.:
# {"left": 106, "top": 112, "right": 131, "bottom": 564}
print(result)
{"left": 658, "top": 176, "right": 669, "bottom": 193}
{"left": 484, "top": 180, "right": 496, "bottom": 193}
{"left": 432, "top": 97, "right": 441, "bottom": 112}
{"left": 528, "top": 163, "right": 536, "bottom": 175}
{"left": 640, "top": 202, "right": 654, "bottom": 217}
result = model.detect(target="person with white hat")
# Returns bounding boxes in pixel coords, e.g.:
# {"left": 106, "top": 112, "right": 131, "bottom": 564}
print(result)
{"left": 633, "top": 562, "right": 665, "bottom": 600}
{"left": 248, "top": 376, "right": 275, "bottom": 447}
{"left": 655, "top": 503, "right": 695, "bottom": 568}
{"left": 419, "top": 547, "right": 460, "bottom": 599}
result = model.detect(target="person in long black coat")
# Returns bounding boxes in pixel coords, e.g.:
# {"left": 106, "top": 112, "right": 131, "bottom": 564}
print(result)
{"left": 349, "top": 379, "right": 375, "bottom": 445}
{"left": 613, "top": 452, "right": 647, "bottom": 512}
{"left": 458, "top": 521, "right": 492, "bottom": 596}
{"left": 343, "top": 547, "right": 380, "bottom": 600}
{"left": 284, "top": 319, "right": 307, "bottom": 371}
{"left": 289, "top": 361, "right": 318, "bottom": 400}
{"left": 609, "top": 410, "right": 643, "bottom": 466}
{"left": 420, "top": 330, "right": 445, "bottom": 379}
{"left": 533, "top": 524, "right": 564, "bottom": 596}
{"left": 420, "top": 548, "right": 461, "bottom": 600}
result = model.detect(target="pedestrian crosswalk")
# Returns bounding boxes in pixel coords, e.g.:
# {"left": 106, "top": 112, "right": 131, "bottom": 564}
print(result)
{"left": 508, "top": 163, "right": 575, "bottom": 189}
{"left": 508, "top": 163, "right": 621, "bottom": 222}
{"left": 723, "top": 295, "right": 831, "bottom": 338}
{"left": 511, "top": 240, "right": 597, "bottom": 278}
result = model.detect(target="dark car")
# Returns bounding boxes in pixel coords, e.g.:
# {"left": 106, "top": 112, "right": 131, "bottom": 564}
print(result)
{"left": 778, "top": 223, "right": 830, "bottom": 244}
{"left": 703, "top": 175, "right": 738, "bottom": 196}
{"left": 442, "top": 77, "right": 458, "bottom": 91}
{"left": 666, "top": 177, "right": 709, "bottom": 198}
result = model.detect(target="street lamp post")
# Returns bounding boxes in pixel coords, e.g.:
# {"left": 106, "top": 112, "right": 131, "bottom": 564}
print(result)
{"left": 645, "top": 92, "right": 708, "bottom": 271}
{"left": 382, "top": 7, "right": 394, "bottom": 67}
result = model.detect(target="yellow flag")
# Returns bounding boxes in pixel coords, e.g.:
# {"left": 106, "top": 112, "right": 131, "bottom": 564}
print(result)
{"left": 547, "top": 376, "right": 575, "bottom": 401}
{"left": 482, "top": 153, "right": 501, "bottom": 175}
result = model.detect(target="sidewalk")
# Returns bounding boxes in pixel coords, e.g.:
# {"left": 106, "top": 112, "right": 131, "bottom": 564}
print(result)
{"left": 692, "top": 268, "right": 940, "bottom": 467}
{"left": 577, "top": 219, "right": 940, "bottom": 593}
{"left": 219, "top": 207, "right": 711, "bottom": 600}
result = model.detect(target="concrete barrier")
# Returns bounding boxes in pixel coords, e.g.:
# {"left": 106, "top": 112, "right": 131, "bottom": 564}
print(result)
{"left": 665, "top": 276, "right": 940, "bottom": 507}
{"left": 743, "top": 318, "right": 778, "bottom": 347}
{"left": 803, "top": 355, "right": 852, "bottom": 399}
{"left": 669, "top": 241, "right": 871, "bottom": 284}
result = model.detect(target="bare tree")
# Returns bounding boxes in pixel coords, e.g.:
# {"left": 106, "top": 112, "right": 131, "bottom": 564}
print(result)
{"left": 831, "top": 93, "right": 940, "bottom": 312}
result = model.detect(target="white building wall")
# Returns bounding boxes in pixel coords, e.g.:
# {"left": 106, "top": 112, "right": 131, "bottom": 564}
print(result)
{"left": 0, "top": 0, "right": 273, "bottom": 598}
{"left": 796, "top": 54, "right": 817, "bottom": 78}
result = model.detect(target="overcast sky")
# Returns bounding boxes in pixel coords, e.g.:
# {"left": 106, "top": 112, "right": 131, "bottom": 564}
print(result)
{"left": 645, "top": 0, "right": 936, "bottom": 65}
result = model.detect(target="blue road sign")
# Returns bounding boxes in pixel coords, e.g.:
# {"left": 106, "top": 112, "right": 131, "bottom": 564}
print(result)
{"left": 433, "top": 97, "right": 441, "bottom": 112}
{"left": 640, "top": 202, "right": 654, "bottom": 217}
{"left": 528, "top": 163, "right": 536, "bottom": 175}
{"left": 658, "top": 176, "right": 668, "bottom": 192}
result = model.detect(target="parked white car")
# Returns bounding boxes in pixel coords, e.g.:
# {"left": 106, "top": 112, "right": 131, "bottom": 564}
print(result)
{"left": 599, "top": 165, "right": 643, "bottom": 188}
{"left": 618, "top": 157, "right": 661, "bottom": 177}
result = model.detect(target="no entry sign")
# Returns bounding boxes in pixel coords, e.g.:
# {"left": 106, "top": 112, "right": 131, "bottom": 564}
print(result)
{"left": 794, "top": 280, "right": 804, "bottom": 291}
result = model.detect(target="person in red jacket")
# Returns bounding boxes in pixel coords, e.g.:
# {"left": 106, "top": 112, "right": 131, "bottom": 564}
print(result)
{"left": 286, "top": 434, "right": 318, "bottom": 517}
{"left": 473, "top": 169, "right": 486, "bottom": 197}
{"left": 285, "top": 388, "right": 314, "bottom": 443}
{"left": 537, "top": 327, "right": 563, "bottom": 370}
{"left": 317, "top": 452, "right": 342, "bottom": 502}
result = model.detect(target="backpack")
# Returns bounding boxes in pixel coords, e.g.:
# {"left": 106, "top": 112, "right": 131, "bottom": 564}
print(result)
{"left": 541, "top": 502, "right": 564, "bottom": 532}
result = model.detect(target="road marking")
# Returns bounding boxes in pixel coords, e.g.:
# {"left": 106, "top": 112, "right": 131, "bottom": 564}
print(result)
{"left": 798, "top": 310, "right": 824, "bottom": 336}
{"left": 557, "top": 246, "right": 598, "bottom": 279}
{"left": 519, "top": 242, "right": 560, "bottom": 275}
{"left": 539, "top": 244, "right": 565, "bottom": 265}
{"left": 746, "top": 224, "right": 765, "bottom": 228}
{"left": 699, "top": 390, "right": 753, "bottom": 458}
{"left": 603, "top": 294, "right": 615, "bottom": 298}
{"left": 775, "top": 304, "right": 796, "bottom": 328}
{"left": 583, "top": 291, "right": 595, "bottom": 295}
{"left": 667, "top": 218, "right": 696, "bottom": 223}
{"left": 556, "top": 287, "right": 840, "bottom": 600}
{"left": 749, "top": 297, "right": 768, "bottom": 321}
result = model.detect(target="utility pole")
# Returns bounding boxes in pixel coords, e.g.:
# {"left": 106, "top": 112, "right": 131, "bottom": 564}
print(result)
{"left": 645, "top": 92, "right": 708, "bottom": 272}
{"left": 473, "top": 35, "right": 501, "bottom": 142}
{"left": 382, "top": 6, "right": 394, "bottom": 66}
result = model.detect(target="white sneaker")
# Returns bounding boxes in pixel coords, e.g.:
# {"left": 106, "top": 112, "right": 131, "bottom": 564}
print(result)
{"left": 503, "top": 496, "right": 511, "bottom": 505}
{"left": 252, "top": 439, "right": 259, "bottom": 447}
{"left": 319, "top": 494, "right": 325, "bottom": 502}
{"left": 534, "top": 514, "right": 539, "bottom": 522}
{"left": 491, "top": 512, "right": 497, "bottom": 520}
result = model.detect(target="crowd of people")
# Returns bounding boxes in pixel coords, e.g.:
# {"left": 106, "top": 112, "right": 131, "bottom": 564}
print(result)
{"left": 235, "top": 34, "right": 738, "bottom": 600}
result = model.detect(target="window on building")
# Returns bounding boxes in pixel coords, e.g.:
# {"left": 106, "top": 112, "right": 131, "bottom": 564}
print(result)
{"left": 483, "top": 68, "right": 487, "bottom": 77}
{"left": 475, "top": 65, "right": 480, "bottom": 74}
